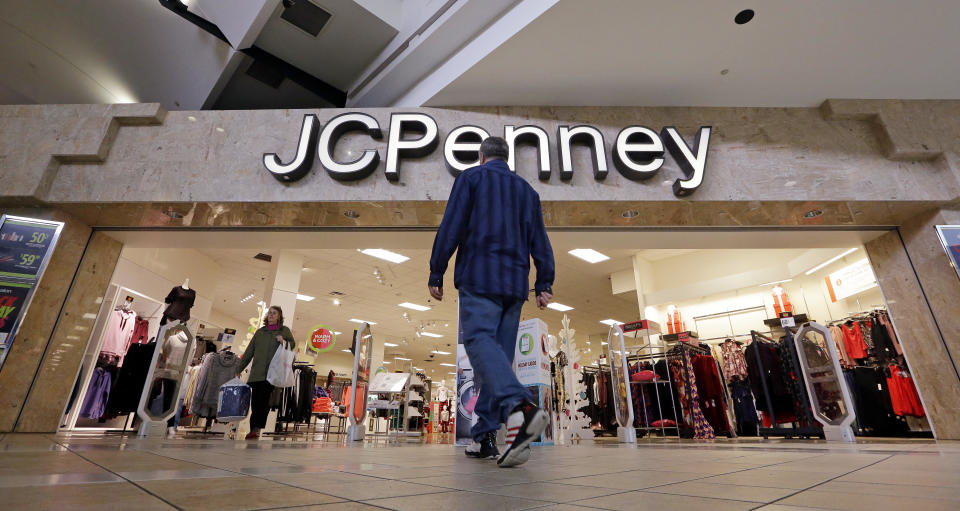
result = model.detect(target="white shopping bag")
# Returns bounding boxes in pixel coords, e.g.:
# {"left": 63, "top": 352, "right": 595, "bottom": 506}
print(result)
{"left": 267, "top": 344, "right": 297, "bottom": 388}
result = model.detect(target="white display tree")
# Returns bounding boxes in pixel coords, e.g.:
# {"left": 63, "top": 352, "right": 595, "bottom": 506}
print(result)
{"left": 558, "top": 314, "right": 592, "bottom": 444}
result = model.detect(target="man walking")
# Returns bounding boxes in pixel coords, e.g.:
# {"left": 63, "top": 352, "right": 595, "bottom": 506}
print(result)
{"left": 428, "top": 136, "right": 555, "bottom": 468}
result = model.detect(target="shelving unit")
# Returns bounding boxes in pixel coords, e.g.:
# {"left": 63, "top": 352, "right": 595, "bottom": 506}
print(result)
{"left": 403, "top": 373, "right": 426, "bottom": 438}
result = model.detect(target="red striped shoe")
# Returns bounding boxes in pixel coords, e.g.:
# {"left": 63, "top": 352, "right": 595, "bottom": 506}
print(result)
{"left": 498, "top": 401, "right": 547, "bottom": 468}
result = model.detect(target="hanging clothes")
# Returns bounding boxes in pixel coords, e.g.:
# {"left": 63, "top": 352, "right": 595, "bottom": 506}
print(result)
{"left": 744, "top": 340, "right": 795, "bottom": 423}
{"left": 841, "top": 322, "right": 869, "bottom": 360}
{"left": 877, "top": 312, "right": 903, "bottom": 356}
{"left": 870, "top": 318, "right": 897, "bottom": 360}
{"left": 886, "top": 365, "right": 925, "bottom": 418}
{"left": 191, "top": 350, "right": 241, "bottom": 418}
{"left": 79, "top": 367, "right": 113, "bottom": 419}
{"left": 692, "top": 354, "right": 729, "bottom": 435}
{"left": 670, "top": 352, "right": 715, "bottom": 440}
{"left": 852, "top": 366, "right": 908, "bottom": 435}
{"left": 720, "top": 341, "right": 748, "bottom": 382}
{"left": 829, "top": 325, "right": 854, "bottom": 368}
{"left": 130, "top": 317, "right": 151, "bottom": 346}
{"left": 101, "top": 309, "right": 137, "bottom": 359}
{"left": 106, "top": 342, "right": 156, "bottom": 414}
{"left": 730, "top": 380, "right": 759, "bottom": 436}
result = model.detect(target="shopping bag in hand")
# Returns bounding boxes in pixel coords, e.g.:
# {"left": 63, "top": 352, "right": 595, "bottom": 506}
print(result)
{"left": 267, "top": 344, "right": 297, "bottom": 388}
{"left": 217, "top": 377, "right": 251, "bottom": 422}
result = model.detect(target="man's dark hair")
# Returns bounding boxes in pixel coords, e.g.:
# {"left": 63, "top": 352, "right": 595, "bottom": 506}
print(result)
{"left": 480, "top": 136, "right": 509, "bottom": 161}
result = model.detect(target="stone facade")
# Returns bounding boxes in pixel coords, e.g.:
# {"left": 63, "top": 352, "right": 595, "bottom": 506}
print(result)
{"left": 1, "top": 101, "right": 959, "bottom": 435}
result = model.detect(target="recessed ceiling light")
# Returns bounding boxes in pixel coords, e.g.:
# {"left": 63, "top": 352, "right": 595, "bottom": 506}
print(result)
{"left": 599, "top": 319, "right": 623, "bottom": 326}
{"left": 720, "top": 68, "right": 729, "bottom": 75}
{"left": 399, "top": 302, "right": 431, "bottom": 311}
{"left": 546, "top": 303, "right": 574, "bottom": 312}
{"left": 349, "top": 318, "right": 377, "bottom": 325}
{"left": 758, "top": 279, "right": 793, "bottom": 287}
{"left": 383, "top": 361, "right": 391, "bottom": 364}
{"left": 439, "top": 363, "right": 456, "bottom": 367}
{"left": 621, "top": 209, "right": 640, "bottom": 218}
{"left": 804, "top": 248, "right": 858, "bottom": 275}
{"left": 343, "top": 210, "right": 360, "bottom": 218}
{"left": 421, "top": 332, "right": 443, "bottom": 338}
{"left": 448, "top": 372, "right": 457, "bottom": 375}
{"left": 334, "top": 331, "right": 342, "bottom": 335}
{"left": 804, "top": 209, "right": 823, "bottom": 218}
{"left": 332, "top": 298, "right": 341, "bottom": 306}
{"left": 296, "top": 294, "right": 315, "bottom": 302}
{"left": 384, "top": 342, "right": 399, "bottom": 347}
{"left": 359, "top": 249, "right": 409, "bottom": 264}
{"left": 569, "top": 249, "right": 610, "bottom": 263}
{"left": 601, "top": 341, "right": 608, "bottom": 345}
{"left": 431, "top": 350, "right": 451, "bottom": 355}
{"left": 734, "top": 9, "right": 755, "bottom": 25}
{"left": 395, "top": 357, "right": 412, "bottom": 361}
{"left": 341, "top": 349, "right": 351, "bottom": 353}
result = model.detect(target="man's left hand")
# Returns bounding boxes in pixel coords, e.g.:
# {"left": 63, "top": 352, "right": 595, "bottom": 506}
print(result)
{"left": 429, "top": 286, "right": 444, "bottom": 301}
{"left": 536, "top": 291, "right": 553, "bottom": 310}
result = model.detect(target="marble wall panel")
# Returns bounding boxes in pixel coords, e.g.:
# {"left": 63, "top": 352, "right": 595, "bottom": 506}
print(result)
{"left": 16, "top": 232, "right": 122, "bottom": 432}
{"left": 0, "top": 209, "right": 92, "bottom": 432}
{"left": 865, "top": 230, "right": 960, "bottom": 439}
{"left": 2, "top": 102, "right": 959, "bottom": 205}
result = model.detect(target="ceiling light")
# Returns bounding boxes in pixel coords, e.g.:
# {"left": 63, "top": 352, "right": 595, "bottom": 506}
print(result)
{"left": 343, "top": 210, "right": 360, "bottom": 219}
{"left": 332, "top": 298, "right": 341, "bottom": 306}
{"left": 296, "top": 294, "right": 315, "bottom": 302}
{"left": 334, "top": 331, "right": 342, "bottom": 335}
{"left": 621, "top": 209, "right": 639, "bottom": 218}
{"left": 384, "top": 342, "right": 399, "bottom": 347}
{"left": 383, "top": 361, "right": 391, "bottom": 364}
{"left": 431, "top": 350, "right": 451, "bottom": 355}
{"left": 599, "top": 319, "right": 623, "bottom": 326}
{"left": 439, "top": 363, "right": 456, "bottom": 367}
{"left": 569, "top": 249, "right": 610, "bottom": 263}
{"left": 804, "top": 248, "right": 858, "bottom": 275}
{"left": 546, "top": 303, "right": 574, "bottom": 312}
{"left": 349, "top": 318, "right": 377, "bottom": 325}
{"left": 448, "top": 372, "right": 457, "bottom": 375}
{"left": 341, "top": 349, "right": 352, "bottom": 353}
{"left": 759, "top": 279, "right": 793, "bottom": 287}
{"left": 421, "top": 332, "right": 443, "bottom": 338}
{"left": 395, "top": 357, "right": 412, "bottom": 361}
{"left": 359, "top": 249, "right": 409, "bottom": 264}
{"left": 399, "top": 302, "right": 431, "bottom": 311}
{"left": 804, "top": 209, "right": 823, "bottom": 218}
{"left": 601, "top": 341, "right": 608, "bottom": 346}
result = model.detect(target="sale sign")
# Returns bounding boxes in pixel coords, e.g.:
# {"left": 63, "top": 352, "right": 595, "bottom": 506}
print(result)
{"left": 0, "top": 217, "right": 60, "bottom": 279}
{"left": 0, "top": 281, "right": 32, "bottom": 346}
{"left": 307, "top": 324, "right": 336, "bottom": 353}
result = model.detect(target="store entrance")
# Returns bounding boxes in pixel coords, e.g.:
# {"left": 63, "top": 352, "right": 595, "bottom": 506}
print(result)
{"left": 57, "top": 228, "right": 931, "bottom": 442}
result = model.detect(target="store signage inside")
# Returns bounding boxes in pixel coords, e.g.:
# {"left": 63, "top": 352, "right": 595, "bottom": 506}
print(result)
{"left": 264, "top": 113, "right": 712, "bottom": 197}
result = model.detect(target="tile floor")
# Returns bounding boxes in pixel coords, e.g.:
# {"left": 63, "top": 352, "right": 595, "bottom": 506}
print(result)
{"left": 1, "top": 433, "right": 959, "bottom": 511}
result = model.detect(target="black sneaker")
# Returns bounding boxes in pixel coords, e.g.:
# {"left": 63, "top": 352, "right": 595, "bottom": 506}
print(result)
{"left": 498, "top": 402, "right": 547, "bottom": 468}
{"left": 466, "top": 431, "right": 499, "bottom": 459}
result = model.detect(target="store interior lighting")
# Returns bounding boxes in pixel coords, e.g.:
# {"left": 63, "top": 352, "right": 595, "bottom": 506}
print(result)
{"left": 431, "top": 350, "right": 451, "bottom": 355}
{"left": 568, "top": 248, "right": 610, "bottom": 263}
{"left": 384, "top": 342, "right": 398, "bottom": 347}
{"left": 359, "top": 248, "right": 410, "bottom": 264}
{"left": 399, "top": 302, "right": 431, "bottom": 311}
{"left": 395, "top": 357, "right": 412, "bottom": 361}
{"left": 758, "top": 279, "right": 793, "bottom": 287}
{"left": 295, "top": 293, "right": 315, "bottom": 301}
{"left": 439, "top": 362, "right": 456, "bottom": 367}
{"left": 546, "top": 302, "right": 574, "bottom": 311}
{"left": 421, "top": 332, "right": 443, "bottom": 338}
{"left": 349, "top": 318, "right": 377, "bottom": 325}
{"left": 599, "top": 319, "right": 623, "bottom": 326}
{"left": 805, "top": 248, "right": 858, "bottom": 275}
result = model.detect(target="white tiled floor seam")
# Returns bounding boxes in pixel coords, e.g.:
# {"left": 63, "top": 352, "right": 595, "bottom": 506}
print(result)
{"left": 53, "top": 437, "right": 188, "bottom": 511}
{"left": 742, "top": 454, "right": 895, "bottom": 511}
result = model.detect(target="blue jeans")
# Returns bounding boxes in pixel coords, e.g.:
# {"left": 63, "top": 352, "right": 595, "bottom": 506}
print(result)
{"left": 459, "top": 288, "right": 530, "bottom": 441}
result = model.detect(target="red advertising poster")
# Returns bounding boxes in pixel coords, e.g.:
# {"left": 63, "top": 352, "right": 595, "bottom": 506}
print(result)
{"left": 0, "top": 281, "right": 32, "bottom": 346}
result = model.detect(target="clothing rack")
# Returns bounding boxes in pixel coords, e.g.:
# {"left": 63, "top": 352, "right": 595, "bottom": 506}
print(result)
{"left": 624, "top": 347, "right": 680, "bottom": 438}
{"left": 748, "top": 330, "right": 822, "bottom": 439}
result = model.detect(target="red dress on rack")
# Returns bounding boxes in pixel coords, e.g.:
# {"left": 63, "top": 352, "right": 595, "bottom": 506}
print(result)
{"left": 841, "top": 323, "right": 869, "bottom": 359}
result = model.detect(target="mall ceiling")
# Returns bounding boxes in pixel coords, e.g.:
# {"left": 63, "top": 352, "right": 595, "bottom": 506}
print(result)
{"left": 1, "top": 1, "right": 958, "bottom": 109}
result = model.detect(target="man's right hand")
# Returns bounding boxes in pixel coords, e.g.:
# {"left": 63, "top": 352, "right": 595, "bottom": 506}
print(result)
{"left": 536, "top": 291, "right": 553, "bottom": 310}
{"left": 429, "top": 286, "right": 443, "bottom": 301}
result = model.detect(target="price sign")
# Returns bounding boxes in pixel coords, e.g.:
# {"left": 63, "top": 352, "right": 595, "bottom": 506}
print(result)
{"left": 0, "top": 281, "right": 32, "bottom": 347}
{"left": 0, "top": 216, "right": 62, "bottom": 280}
{"left": 308, "top": 324, "right": 336, "bottom": 353}
{"left": 780, "top": 315, "right": 796, "bottom": 328}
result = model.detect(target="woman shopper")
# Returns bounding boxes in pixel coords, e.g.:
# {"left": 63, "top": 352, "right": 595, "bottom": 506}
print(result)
{"left": 237, "top": 305, "right": 295, "bottom": 440}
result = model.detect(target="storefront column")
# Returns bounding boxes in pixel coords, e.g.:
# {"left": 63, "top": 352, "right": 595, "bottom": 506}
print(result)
{"left": 263, "top": 251, "right": 303, "bottom": 350}
{"left": 865, "top": 216, "right": 960, "bottom": 439}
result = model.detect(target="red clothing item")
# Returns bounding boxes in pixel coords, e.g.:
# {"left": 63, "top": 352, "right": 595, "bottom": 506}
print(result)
{"left": 886, "top": 365, "right": 925, "bottom": 418}
{"left": 841, "top": 323, "right": 868, "bottom": 359}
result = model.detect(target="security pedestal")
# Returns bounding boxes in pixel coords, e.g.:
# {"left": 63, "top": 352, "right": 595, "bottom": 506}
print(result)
{"left": 617, "top": 426, "right": 637, "bottom": 443}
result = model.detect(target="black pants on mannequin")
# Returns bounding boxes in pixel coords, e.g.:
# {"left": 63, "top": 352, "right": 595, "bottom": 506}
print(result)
{"left": 249, "top": 381, "right": 275, "bottom": 430}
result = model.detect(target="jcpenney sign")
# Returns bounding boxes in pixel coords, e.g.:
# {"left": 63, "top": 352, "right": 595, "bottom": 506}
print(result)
{"left": 263, "top": 113, "right": 711, "bottom": 197}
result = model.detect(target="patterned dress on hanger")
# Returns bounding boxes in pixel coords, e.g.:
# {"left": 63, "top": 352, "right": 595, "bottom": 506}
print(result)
{"left": 671, "top": 352, "right": 716, "bottom": 440}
